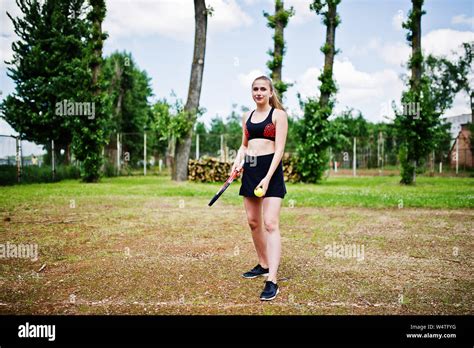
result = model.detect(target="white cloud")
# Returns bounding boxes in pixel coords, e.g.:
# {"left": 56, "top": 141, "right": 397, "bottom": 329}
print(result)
{"left": 286, "top": 0, "right": 314, "bottom": 25}
{"left": 289, "top": 59, "right": 404, "bottom": 122}
{"left": 422, "top": 29, "right": 474, "bottom": 58}
{"left": 443, "top": 92, "right": 472, "bottom": 117}
{"left": 378, "top": 41, "right": 411, "bottom": 67}
{"left": 104, "top": 0, "right": 253, "bottom": 42}
{"left": 237, "top": 69, "right": 265, "bottom": 89}
{"left": 451, "top": 14, "right": 474, "bottom": 27}
{"left": 0, "top": 36, "right": 14, "bottom": 68}
{"left": 348, "top": 38, "right": 379, "bottom": 57}
{"left": 0, "top": 0, "right": 23, "bottom": 68}
{"left": 293, "top": 66, "right": 319, "bottom": 99}
{"left": 392, "top": 10, "right": 405, "bottom": 31}
{"left": 368, "top": 29, "right": 474, "bottom": 67}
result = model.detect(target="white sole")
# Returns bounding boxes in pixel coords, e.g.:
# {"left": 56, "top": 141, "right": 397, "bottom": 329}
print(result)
{"left": 242, "top": 273, "right": 269, "bottom": 279}
{"left": 260, "top": 287, "right": 279, "bottom": 301}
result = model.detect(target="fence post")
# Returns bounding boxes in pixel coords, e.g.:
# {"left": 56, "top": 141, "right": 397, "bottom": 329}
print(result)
{"left": 353, "top": 137, "right": 356, "bottom": 177}
{"left": 16, "top": 136, "right": 22, "bottom": 183}
{"left": 455, "top": 139, "right": 459, "bottom": 175}
{"left": 439, "top": 161, "right": 442, "bottom": 174}
{"left": 116, "top": 133, "right": 120, "bottom": 175}
{"left": 51, "top": 139, "right": 55, "bottom": 181}
{"left": 430, "top": 150, "right": 435, "bottom": 176}
{"left": 330, "top": 147, "right": 337, "bottom": 173}
{"left": 381, "top": 132, "right": 384, "bottom": 173}
{"left": 196, "top": 133, "right": 200, "bottom": 160}
{"left": 377, "top": 131, "right": 384, "bottom": 175}
{"left": 143, "top": 132, "right": 147, "bottom": 176}
{"left": 220, "top": 134, "right": 224, "bottom": 162}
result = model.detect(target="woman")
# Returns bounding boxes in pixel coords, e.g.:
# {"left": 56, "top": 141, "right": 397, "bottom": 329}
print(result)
{"left": 231, "top": 75, "right": 288, "bottom": 301}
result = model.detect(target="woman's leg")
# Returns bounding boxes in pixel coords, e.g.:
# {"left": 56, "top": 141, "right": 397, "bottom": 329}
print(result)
{"left": 262, "top": 197, "right": 282, "bottom": 283}
{"left": 243, "top": 197, "right": 268, "bottom": 268}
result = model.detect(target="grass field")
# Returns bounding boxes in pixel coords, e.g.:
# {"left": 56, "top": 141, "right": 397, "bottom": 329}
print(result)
{"left": 0, "top": 175, "right": 472, "bottom": 314}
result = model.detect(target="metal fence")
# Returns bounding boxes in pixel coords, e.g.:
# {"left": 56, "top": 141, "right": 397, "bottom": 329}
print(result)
{"left": 0, "top": 135, "right": 48, "bottom": 183}
{"left": 2, "top": 131, "right": 472, "bottom": 183}
{"left": 328, "top": 136, "right": 473, "bottom": 176}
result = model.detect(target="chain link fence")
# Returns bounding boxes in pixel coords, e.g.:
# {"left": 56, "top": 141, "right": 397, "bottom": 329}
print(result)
{"left": 328, "top": 136, "right": 473, "bottom": 177}
{"left": 2, "top": 130, "right": 472, "bottom": 184}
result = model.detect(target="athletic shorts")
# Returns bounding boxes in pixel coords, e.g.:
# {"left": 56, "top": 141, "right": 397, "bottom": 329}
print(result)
{"left": 239, "top": 152, "right": 287, "bottom": 199}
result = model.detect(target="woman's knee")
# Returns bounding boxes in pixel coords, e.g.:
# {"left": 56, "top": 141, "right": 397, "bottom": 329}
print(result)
{"left": 263, "top": 218, "right": 279, "bottom": 233}
{"left": 247, "top": 217, "right": 260, "bottom": 230}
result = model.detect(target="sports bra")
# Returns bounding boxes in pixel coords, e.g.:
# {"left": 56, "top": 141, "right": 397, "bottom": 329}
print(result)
{"left": 244, "top": 107, "right": 276, "bottom": 141}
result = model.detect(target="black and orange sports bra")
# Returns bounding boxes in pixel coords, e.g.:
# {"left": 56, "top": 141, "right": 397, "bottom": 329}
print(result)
{"left": 244, "top": 107, "right": 276, "bottom": 141}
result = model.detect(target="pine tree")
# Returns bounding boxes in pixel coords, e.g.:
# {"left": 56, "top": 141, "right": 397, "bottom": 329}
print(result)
{"left": 1, "top": 0, "right": 91, "bottom": 164}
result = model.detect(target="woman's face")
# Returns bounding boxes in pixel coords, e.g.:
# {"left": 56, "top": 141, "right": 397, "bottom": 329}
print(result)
{"left": 252, "top": 80, "right": 272, "bottom": 106}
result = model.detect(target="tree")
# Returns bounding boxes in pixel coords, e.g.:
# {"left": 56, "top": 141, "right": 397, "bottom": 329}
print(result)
{"left": 395, "top": 0, "right": 426, "bottom": 184}
{"left": 172, "top": 0, "right": 210, "bottom": 181}
{"left": 1, "top": 0, "right": 91, "bottom": 165}
{"left": 425, "top": 42, "right": 473, "bottom": 153}
{"left": 263, "top": 0, "right": 294, "bottom": 99}
{"left": 70, "top": 0, "right": 110, "bottom": 182}
{"left": 329, "top": 109, "right": 369, "bottom": 154}
{"left": 295, "top": 0, "right": 341, "bottom": 183}
{"left": 425, "top": 43, "right": 473, "bottom": 120}
{"left": 395, "top": 0, "right": 468, "bottom": 184}
{"left": 102, "top": 51, "right": 153, "bottom": 165}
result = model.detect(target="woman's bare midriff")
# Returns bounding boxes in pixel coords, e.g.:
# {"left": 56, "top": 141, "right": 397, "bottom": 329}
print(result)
{"left": 246, "top": 139, "right": 275, "bottom": 156}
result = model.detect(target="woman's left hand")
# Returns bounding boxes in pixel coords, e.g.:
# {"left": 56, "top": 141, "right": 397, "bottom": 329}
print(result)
{"left": 256, "top": 176, "right": 270, "bottom": 196}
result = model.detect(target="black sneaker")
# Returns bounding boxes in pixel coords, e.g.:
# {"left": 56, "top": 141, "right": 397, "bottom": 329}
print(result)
{"left": 260, "top": 280, "right": 279, "bottom": 301}
{"left": 242, "top": 264, "right": 269, "bottom": 279}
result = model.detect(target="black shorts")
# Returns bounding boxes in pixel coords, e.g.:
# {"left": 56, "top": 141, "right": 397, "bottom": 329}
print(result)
{"left": 239, "top": 152, "right": 287, "bottom": 199}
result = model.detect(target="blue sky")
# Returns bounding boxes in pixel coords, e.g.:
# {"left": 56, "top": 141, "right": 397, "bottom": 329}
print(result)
{"left": 0, "top": 0, "right": 473, "bottom": 154}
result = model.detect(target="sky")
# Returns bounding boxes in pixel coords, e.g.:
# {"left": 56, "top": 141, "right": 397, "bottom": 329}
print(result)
{"left": 0, "top": 0, "right": 473, "bottom": 155}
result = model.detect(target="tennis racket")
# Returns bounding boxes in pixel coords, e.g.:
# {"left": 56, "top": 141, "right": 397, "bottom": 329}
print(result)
{"left": 208, "top": 159, "right": 244, "bottom": 206}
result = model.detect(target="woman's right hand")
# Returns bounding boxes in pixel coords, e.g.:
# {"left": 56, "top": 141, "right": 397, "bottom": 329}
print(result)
{"left": 230, "top": 160, "right": 243, "bottom": 176}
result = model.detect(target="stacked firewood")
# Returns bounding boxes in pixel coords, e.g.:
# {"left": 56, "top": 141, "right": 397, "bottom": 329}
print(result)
{"left": 282, "top": 153, "right": 301, "bottom": 183}
{"left": 188, "top": 156, "right": 237, "bottom": 182}
{"left": 188, "top": 153, "right": 301, "bottom": 183}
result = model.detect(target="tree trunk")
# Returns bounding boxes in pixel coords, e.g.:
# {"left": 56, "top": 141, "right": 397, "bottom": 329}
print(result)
{"left": 65, "top": 143, "right": 71, "bottom": 165}
{"left": 272, "top": 0, "right": 284, "bottom": 85}
{"left": 113, "top": 58, "right": 124, "bottom": 128}
{"left": 410, "top": 0, "right": 423, "bottom": 92}
{"left": 86, "top": 0, "right": 106, "bottom": 182}
{"left": 319, "top": 1, "right": 338, "bottom": 109}
{"left": 410, "top": 0, "right": 423, "bottom": 184}
{"left": 173, "top": 0, "right": 208, "bottom": 181}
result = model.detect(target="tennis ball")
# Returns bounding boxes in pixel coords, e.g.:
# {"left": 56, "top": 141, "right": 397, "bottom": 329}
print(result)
{"left": 254, "top": 187, "right": 264, "bottom": 197}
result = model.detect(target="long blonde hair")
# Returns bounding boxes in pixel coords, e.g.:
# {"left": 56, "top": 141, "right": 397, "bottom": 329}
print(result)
{"left": 252, "top": 76, "right": 285, "bottom": 111}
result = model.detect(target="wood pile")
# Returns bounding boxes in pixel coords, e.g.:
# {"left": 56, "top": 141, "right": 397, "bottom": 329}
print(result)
{"left": 282, "top": 152, "right": 301, "bottom": 183}
{"left": 188, "top": 153, "right": 302, "bottom": 183}
{"left": 188, "top": 156, "right": 237, "bottom": 183}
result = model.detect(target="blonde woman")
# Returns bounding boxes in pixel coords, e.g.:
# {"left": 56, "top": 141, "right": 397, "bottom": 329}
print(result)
{"left": 231, "top": 75, "right": 288, "bottom": 301}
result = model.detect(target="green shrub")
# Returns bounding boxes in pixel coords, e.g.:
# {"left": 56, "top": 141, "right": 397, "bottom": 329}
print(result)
{"left": 0, "top": 165, "right": 81, "bottom": 185}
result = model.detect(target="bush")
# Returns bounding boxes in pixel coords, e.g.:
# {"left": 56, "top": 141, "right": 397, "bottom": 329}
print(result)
{"left": 103, "top": 161, "right": 117, "bottom": 177}
{"left": 398, "top": 145, "right": 415, "bottom": 184}
{"left": 0, "top": 165, "right": 81, "bottom": 185}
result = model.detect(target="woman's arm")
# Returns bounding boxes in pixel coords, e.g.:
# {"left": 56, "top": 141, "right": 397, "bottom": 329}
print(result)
{"left": 232, "top": 111, "right": 249, "bottom": 167}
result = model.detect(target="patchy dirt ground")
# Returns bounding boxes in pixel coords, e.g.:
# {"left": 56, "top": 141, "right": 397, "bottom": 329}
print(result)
{"left": 0, "top": 196, "right": 472, "bottom": 315}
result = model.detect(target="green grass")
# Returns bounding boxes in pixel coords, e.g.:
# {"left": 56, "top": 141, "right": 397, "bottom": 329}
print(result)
{"left": 0, "top": 174, "right": 472, "bottom": 315}
{"left": 1, "top": 175, "right": 472, "bottom": 210}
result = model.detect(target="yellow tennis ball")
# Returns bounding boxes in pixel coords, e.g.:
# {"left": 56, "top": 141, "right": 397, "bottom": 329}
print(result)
{"left": 254, "top": 187, "right": 264, "bottom": 197}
